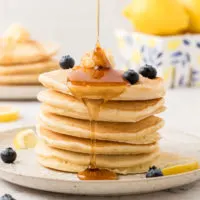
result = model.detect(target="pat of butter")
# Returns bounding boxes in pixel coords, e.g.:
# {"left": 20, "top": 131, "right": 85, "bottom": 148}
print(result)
{"left": 3, "top": 24, "right": 30, "bottom": 42}
{"left": 80, "top": 49, "right": 115, "bottom": 69}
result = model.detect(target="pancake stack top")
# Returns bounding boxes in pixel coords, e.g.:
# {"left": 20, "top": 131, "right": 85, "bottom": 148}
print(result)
{"left": 36, "top": 46, "right": 168, "bottom": 178}
{"left": 0, "top": 24, "right": 59, "bottom": 85}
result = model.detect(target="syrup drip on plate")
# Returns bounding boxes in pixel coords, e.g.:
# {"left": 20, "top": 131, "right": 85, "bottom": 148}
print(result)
{"left": 67, "top": 0, "right": 127, "bottom": 180}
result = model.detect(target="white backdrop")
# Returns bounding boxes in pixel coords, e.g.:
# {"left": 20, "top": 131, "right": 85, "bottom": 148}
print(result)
{"left": 1, "top": 0, "right": 131, "bottom": 63}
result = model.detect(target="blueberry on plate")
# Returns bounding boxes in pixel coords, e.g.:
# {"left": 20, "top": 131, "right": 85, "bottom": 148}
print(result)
{"left": 0, "top": 194, "right": 16, "bottom": 200}
{"left": 123, "top": 69, "right": 139, "bottom": 85}
{"left": 146, "top": 166, "right": 163, "bottom": 178}
{"left": 139, "top": 64, "right": 157, "bottom": 79}
{"left": 1, "top": 147, "right": 17, "bottom": 164}
{"left": 59, "top": 55, "right": 75, "bottom": 69}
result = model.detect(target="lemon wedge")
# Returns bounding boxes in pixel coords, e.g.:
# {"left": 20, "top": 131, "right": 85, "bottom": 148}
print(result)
{"left": 0, "top": 105, "right": 19, "bottom": 122}
{"left": 162, "top": 161, "right": 199, "bottom": 176}
{"left": 13, "top": 129, "right": 37, "bottom": 149}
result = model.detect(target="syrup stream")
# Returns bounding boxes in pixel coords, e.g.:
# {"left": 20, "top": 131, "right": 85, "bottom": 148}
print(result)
{"left": 72, "top": 0, "right": 118, "bottom": 180}
{"left": 96, "top": 0, "right": 100, "bottom": 45}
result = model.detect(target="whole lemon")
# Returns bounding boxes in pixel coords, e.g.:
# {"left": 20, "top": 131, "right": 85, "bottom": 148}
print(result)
{"left": 179, "top": 0, "right": 200, "bottom": 33}
{"left": 124, "top": 0, "right": 189, "bottom": 35}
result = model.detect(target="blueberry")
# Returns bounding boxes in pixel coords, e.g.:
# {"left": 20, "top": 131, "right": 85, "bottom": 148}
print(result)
{"left": 1, "top": 148, "right": 17, "bottom": 164}
{"left": 59, "top": 55, "right": 75, "bottom": 69}
{"left": 139, "top": 64, "right": 157, "bottom": 79}
{"left": 150, "top": 166, "right": 157, "bottom": 170}
{"left": 123, "top": 69, "right": 139, "bottom": 85}
{"left": 0, "top": 194, "right": 16, "bottom": 200}
{"left": 146, "top": 166, "right": 163, "bottom": 178}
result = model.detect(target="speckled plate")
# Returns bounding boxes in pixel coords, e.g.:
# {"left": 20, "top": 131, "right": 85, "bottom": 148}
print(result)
{"left": 0, "top": 86, "right": 44, "bottom": 100}
{"left": 0, "top": 126, "right": 200, "bottom": 196}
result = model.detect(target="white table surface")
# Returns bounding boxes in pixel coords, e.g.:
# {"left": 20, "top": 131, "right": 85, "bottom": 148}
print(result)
{"left": 0, "top": 88, "right": 200, "bottom": 199}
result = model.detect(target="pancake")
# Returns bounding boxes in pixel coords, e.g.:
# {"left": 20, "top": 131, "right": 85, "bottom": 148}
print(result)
{"left": 37, "top": 126, "right": 159, "bottom": 155}
{"left": 0, "top": 59, "right": 59, "bottom": 75}
{"left": 39, "top": 111, "right": 163, "bottom": 144}
{"left": 0, "top": 74, "right": 40, "bottom": 85}
{"left": 0, "top": 40, "right": 59, "bottom": 65}
{"left": 36, "top": 141, "right": 197, "bottom": 175}
{"left": 39, "top": 70, "right": 166, "bottom": 101}
{"left": 38, "top": 90, "right": 166, "bottom": 122}
{"left": 37, "top": 156, "right": 157, "bottom": 174}
{"left": 35, "top": 140, "right": 160, "bottom": 172}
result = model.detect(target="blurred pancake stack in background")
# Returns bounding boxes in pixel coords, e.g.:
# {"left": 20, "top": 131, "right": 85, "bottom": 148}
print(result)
{"left": 0, "top": 24, "right": 59, "bottom": 99}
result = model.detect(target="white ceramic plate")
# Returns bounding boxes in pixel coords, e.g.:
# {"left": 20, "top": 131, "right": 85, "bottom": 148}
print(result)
{"left": 0, "top": 126, "right": 200, "bottom": 196}
{"left": 0, "top": 86, "right": 44, "bottom": 100}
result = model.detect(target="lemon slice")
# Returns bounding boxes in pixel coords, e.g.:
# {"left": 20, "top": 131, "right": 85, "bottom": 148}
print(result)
{"left": 162, "top": 161, "right": 199, "bottom": 176}
{"left": 13, "top": 129, "right": 37, "bottom": 149}
{"left": 0, "top": 105, "right": 19, "bottom": 122}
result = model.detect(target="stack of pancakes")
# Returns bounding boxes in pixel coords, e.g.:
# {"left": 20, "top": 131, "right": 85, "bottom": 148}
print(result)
{"left": 35, "top": 70, "right": 170, "bottom": 174}
{"left": 0, "top": 25, "right": 59, "bottom": 86}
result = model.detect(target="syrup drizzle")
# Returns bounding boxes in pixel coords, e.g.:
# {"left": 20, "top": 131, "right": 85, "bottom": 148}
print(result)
{"left": 67, "top": 0, "right": 127, "bottom": 180}
{"left": 77, "top": 98, "right": 117, "bottom": 180}
{"left": 96, "top": 0, "right": 100, "bottom": 44}
{"left": 83, "top": 98, "right": 103, "bottom": 169}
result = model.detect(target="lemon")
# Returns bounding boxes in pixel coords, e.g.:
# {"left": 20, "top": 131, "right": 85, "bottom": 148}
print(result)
{"left": 13, "top": 129, "right": 37, "bottom": 149}
{"left": 162, "top": 161, "right": 199, "bottom": 176}
{"left": 179, "top": 0, "right": 200, "bottom": 33}
{"left": 123, "top": 0, "right": 189, "bottom": 35}
{"left": 0, "top": 105, "right": 19, "bottom": 122}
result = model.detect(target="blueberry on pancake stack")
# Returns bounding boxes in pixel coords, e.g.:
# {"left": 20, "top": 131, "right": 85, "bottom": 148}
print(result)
{"left": 35, "top": 46, "right": 171, "bottom": 177}
{"left": 0, "top": 24, "right": 59, "bottom": 86}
